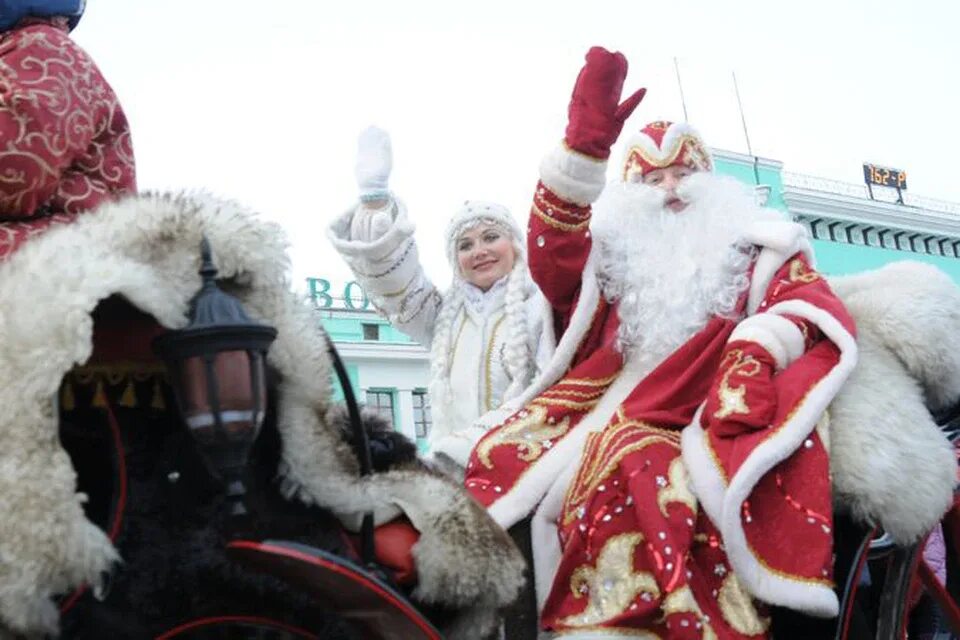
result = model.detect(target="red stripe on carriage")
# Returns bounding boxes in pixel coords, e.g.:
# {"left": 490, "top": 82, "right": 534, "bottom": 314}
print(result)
{"left": 103, "top": 402, "right": 128, "bottom": 541}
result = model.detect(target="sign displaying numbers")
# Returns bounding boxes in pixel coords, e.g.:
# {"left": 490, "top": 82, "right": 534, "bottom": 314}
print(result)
{"left": 863, "top": 163, "right": 907, "bottom": 190}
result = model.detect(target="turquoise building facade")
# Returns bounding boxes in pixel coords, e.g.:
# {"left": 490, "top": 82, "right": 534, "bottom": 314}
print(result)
{"left": 713, "top": 150, "right": 960, "bottom": 280}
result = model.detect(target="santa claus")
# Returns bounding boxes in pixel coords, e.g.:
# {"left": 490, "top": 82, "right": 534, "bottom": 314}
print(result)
{"left": 463, "top": 47, "right": 858, "bottom": 638}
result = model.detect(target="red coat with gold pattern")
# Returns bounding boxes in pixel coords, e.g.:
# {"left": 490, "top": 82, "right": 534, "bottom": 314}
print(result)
{"left": 464, "top": 178, "right": 858, "bottom": 638}
{"left": 0, "top": 21, "right": 136, "bottom": 260}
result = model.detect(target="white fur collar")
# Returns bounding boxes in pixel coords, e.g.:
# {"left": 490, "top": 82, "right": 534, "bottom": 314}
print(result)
{"left": 460, "top": 276, "right": 508, "bottom": 321}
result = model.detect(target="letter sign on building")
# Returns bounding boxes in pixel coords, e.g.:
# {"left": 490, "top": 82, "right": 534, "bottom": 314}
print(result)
{"left": 307, "top": 277, "right": 370, "bottom": 310}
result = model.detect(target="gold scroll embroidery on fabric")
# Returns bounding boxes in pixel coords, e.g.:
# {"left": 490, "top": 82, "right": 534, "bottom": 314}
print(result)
{"left": 562, "top": 416, "right": 680, "bottom": 526}
{"left": 788, "top": 258, "right": 820, "bottom": 284}
{"left": 532, "top": 395, "right": 601, "bottom": 411}
{"left": 531, "top": 202, "right": 590, "bottom": 232}
{"left": 560, "top": 373, "right": 621, "bottom": 387}
{"left": 559, "top": 533, "right": 659, "bottom": 627}
{"left": 712, "top": 348, "right": 761, "bottom": 420}
{"left": 661, "top": 586, "right": 718, "bottom": 640}
{"left": 656, "top": 457, "right": 698, "bottom": 518}
{"left": 475, "top": 403, "right": 571, "bottom": 469}
{"left": 718, "top": 574, "right": 771, "bottom": 635}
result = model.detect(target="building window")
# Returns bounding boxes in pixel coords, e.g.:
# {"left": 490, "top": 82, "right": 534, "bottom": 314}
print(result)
{"left": 362, "top": 323, "right": 380, "bottom": 341}
{"left": 365, "top": 390, "right": 395, "bottom": 428}
{"left": 412, "top": 391, "right": 432, "bottom": 439}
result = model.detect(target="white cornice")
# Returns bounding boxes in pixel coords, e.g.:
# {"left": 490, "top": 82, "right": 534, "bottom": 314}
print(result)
{"left": 783, "top": 187, "right": 960, "bottom": 238}
{"left": 334, "top": 341, "right": 430, "bottom": 362}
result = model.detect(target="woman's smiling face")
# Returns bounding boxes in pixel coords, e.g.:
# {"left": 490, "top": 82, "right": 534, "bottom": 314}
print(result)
{"left": 456, "top": 224, "right": 516, "bottom": 290}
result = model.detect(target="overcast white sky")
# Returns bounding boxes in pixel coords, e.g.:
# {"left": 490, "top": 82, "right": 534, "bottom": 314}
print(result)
{"left": 74, "top": 0, "right": 959, "bottom": 292}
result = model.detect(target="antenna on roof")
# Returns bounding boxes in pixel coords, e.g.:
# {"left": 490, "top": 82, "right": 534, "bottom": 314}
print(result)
{"left": 673, "top": 57, "right": 689, "bottom": 122}
{"left": 732, "top": 70, "right": 761, "bottom": 185}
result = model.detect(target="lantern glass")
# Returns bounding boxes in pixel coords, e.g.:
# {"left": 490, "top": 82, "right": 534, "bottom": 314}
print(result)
{"left": 178, "top": 349, "right": 267, "bottom": 445}
{"left": 165, "top": 346, "right": 270, "bottom": 514}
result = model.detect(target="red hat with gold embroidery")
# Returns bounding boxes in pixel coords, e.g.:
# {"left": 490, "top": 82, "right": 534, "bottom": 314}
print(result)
{"left": 621, "top": 121, "right": 713, "bottom": 182}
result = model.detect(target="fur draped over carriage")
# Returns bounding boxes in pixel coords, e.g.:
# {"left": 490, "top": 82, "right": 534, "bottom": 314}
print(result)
{"left": 0, "top": 193, "right": 524, "bottom": 639}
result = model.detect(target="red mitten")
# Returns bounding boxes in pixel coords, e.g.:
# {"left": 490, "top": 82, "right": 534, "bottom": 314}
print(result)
{"left": 346, "top": 517, "right": 421, "bottom": 585}
{"left": 373, "top": 518, "right": 421, "bottom": 585}
{"left": 703, "top": 341, "right": 778, "bottom": 438}
{"left": 564, "top": 46, "right": 646, "bottom": 160}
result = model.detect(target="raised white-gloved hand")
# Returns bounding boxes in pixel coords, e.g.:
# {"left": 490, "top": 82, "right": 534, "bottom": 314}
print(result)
{"left": 355, "top": 125, "right": 392, "bottom": 202}
{"left": 349, "top": 199, "right": 395, "bottom": 242}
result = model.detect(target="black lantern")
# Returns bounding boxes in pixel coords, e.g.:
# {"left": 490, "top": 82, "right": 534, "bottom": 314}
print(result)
{"left": 154, "top": 237, "right": 277, "bottom": 517}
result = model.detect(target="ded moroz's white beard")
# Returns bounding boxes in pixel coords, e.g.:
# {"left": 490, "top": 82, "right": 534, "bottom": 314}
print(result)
{"left": 591, "top": 172, "right": 785, "bottom": 369}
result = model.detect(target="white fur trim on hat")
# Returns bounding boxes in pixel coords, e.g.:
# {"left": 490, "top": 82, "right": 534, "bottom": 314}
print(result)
{"left": 620, "top": 121, "right": 714, "bottom": 179}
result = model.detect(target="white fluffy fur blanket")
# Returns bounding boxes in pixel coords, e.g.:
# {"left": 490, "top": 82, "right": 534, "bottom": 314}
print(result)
{"left": 0, "top": 193, "right": 523, "bottom": 638}
{"left": 828, "top": 262, "right": 960, "bottom": 544}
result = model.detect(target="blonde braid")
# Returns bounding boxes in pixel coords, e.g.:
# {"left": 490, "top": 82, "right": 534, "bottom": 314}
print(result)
{"left": 426, "top": 283, "right": 464, "bottom": 441}
{"left": 501, "top": 256, "right": 534, "bottom": 402}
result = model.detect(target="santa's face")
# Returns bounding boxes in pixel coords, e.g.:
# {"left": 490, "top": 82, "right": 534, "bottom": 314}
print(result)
{"left": 634, "top": 165, "right": 696, "bottom": 212}
{"left": 456, "top": 223, "right": 516, "bottom": 291}
{"left": 593, "top": 172, "right": 772, "bottom": 361}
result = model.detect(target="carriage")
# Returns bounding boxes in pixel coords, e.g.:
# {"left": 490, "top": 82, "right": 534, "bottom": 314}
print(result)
{"left": 0, "top": 192, "right": 958, "bottom": 640}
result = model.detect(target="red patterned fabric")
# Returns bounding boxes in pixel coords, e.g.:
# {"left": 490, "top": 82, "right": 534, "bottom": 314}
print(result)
{"left": 0, "top": 22, "right": 135, "bottom": 260}
{"left": 466, "top": 183, "right": 856, "bottom": 637}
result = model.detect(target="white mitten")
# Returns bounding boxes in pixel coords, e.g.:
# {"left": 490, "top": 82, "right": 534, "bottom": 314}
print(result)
{"left": 355, "top": 126, "right": 392, "bottom": 202}
{"left": 349, "top": 201, "right": 395, "bottom": 242}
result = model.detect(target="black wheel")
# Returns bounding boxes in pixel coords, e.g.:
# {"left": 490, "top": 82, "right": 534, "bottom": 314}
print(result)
{"left": 156, "top": 615, "right": 319, "bottom": 639}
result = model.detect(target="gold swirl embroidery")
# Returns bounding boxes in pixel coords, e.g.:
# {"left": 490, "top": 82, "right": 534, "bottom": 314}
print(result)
{"left": 525, "top": 376, "right": 616, "bottom": 413}
{"left": 656, "top": 457, "right": 698, "bottom": 518}
{"left": 0, "top": 27, "right": 134, "bottom": 217}
{"left": 543, "top": 388, "right": 607, "bottom": 400}
{"left": 531, "top": 396, "right": 600, "bottom": 411}
{"left": 661, "top": 586, "right": 718, "bottom": 640}
{"left": 475, "top": 403, "right": 571, "bottom": 469}
{"left": 560, "top": 373, "right": 622, "bottom": 387}
{"left": 484, "top": 314, "right": 506, "bottom": 410}
{"left": 559, "top": 533, "right": 660, "bottom": 627}
{"left": 718, "top": 573, "right": 771, "bottom": 635}
{"left": 531, "top": 202, "right": 591, "bottom": 232}
{"left": 788, "top": 258, "right": 820, "bottom": 283}
{"left": 713, "top": 348, "right": 762, "bottom": 420}
{"left": 562, "top": 416, "right": 680, "bottom": 526}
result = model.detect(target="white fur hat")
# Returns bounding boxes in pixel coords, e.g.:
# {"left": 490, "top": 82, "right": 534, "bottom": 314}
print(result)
{"left": 444, "top": 200, "right": 525, "bottom": 272}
